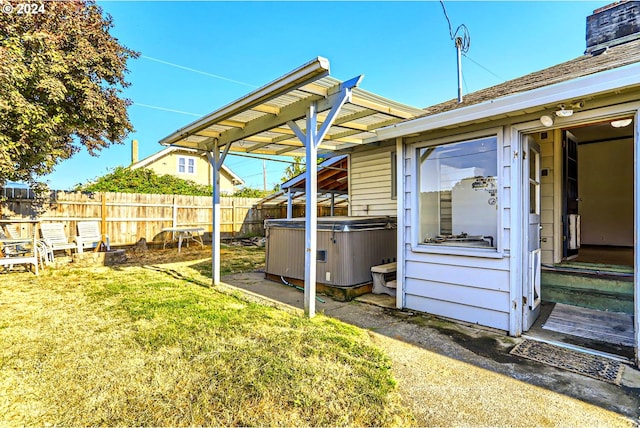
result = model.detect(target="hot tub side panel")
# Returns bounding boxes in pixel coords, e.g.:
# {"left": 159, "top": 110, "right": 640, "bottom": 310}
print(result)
{"left": 265, "top": 226, "right": 306, "bottom": 280}
{"left": 265, "top": 224, "right": 397, "bottom": 287}
{"left": 323, "top": 229, "right": 396, "bottom": 286}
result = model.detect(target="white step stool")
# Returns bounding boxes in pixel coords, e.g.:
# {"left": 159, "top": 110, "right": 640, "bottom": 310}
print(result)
{"left": 371, "top": 262, "right": 397, "bottom": 296}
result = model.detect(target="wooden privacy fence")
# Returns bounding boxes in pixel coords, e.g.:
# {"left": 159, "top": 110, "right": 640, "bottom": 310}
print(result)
{"left": 1, "top": 191, "right": 263, "bottom": 246}
{"left": 1, "top": 190, "right": 349, "bottom": 246}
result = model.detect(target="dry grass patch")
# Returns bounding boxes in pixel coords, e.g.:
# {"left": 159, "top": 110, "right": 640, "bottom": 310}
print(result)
{"left": 0, "top": 246, "right": 412, "bottom": 426}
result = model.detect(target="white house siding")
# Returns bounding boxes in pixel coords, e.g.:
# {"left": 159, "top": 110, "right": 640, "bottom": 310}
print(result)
{"left": 402, "top": 128, "right": 513, "bottom": 332}
{"left": 350, "top": 144, "right": 396, "bottom": 216}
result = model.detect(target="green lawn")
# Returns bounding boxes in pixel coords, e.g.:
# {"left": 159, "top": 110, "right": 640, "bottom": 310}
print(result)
{"left": 0, "top": 245, "right": 412, "bottom": 426}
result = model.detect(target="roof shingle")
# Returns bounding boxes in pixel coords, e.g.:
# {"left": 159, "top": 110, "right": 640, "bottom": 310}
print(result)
{"left": 421, "top": 39, "right": 640, "bottom": 117}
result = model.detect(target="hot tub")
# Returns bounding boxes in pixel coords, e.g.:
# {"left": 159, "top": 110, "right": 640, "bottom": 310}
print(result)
{"left": 264, "top": 216, "right": 396, "bottom": 287}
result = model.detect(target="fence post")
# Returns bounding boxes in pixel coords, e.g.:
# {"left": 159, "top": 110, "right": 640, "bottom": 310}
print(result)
{"left": 172, "top": 196, "right": 178, "bottom": 240}
{"left": 231, "top": 198, "right": 236, "bottom": 238}
{"left": 101, "top": 193, "right": 107, "bottom": 242}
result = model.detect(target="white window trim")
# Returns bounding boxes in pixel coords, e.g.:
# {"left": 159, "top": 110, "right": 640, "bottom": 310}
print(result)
{"left": 410, "top": 127, "right": 505, "bottom": 258}
{"left": 177, "top": 155, "right": 197, "bottom": 175}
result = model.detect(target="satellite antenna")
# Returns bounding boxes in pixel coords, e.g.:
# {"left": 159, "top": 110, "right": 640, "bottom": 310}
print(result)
{"left": 439, "top": 1, "right": 470, "bottom": 103}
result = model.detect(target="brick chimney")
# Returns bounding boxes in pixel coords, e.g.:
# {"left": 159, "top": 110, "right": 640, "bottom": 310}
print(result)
{"left": 131, "top": 139, "right": 139, "bottom": 164}
{"left": 586, "top": 1, "right": 640, "bottom": 54}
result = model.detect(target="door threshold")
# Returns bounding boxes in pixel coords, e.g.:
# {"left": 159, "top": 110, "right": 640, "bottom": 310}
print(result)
{"left": 522, "top": 334, "right": 631, "bottom": 364}
{"left": 542, "top": 263, "right": 633, "bottom": 277}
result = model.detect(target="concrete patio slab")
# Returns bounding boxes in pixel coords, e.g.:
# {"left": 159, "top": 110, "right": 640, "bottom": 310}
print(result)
{"left": 222, "top": 271, "right": 640, "bottom": 425}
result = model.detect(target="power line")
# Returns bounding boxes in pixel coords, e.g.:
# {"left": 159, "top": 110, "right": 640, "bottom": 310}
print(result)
{"left": 141, "top": 55, "right": 258, "bottom": 88}
{"left": 132, "top": 102, "right": 203, "bottom": 117}
{"left": 228, "top": 153, "right": 297, "bottom": 165}
{"left": 462, "top": 54, "right": 506, "bottom": 82}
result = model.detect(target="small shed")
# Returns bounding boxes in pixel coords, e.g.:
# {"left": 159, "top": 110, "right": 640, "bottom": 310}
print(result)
{"left": 258, "top": 155, "right": 349, "bottom": 218}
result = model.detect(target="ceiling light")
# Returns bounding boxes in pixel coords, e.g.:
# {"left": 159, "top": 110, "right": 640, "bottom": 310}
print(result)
{"left": 610, "top": 118, "right": 633, "bottom": 128}
{"left": 540, "top": 115, "right": 554, "bottom": 127}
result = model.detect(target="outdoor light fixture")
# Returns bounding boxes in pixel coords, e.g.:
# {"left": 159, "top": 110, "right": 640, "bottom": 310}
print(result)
{"left": 554, "top": 101, "right": 585, "bottom": 118}
{"left": 610, "top": 118, "right": 633, "bottom": 128}
{"left": 555, "top": 105, "right": 574, "bottom": 117}
{"left": 540, "top": 115, "right": 554, "bottom": 127}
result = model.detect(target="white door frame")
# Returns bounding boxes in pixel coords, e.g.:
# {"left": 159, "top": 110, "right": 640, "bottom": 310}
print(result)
{"left": 523, "top": 136, "right": 542, "bottom": 331}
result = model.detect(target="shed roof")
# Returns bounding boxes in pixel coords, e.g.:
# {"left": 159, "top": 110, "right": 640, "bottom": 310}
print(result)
{"left": 160, "top": 58, "right": 424, "bottom": 156}
{"left": 421, "top": 39, "right": 640, "bottom": 117}
{"left": 258, "top": 155, "right": 348, "bottom": 208}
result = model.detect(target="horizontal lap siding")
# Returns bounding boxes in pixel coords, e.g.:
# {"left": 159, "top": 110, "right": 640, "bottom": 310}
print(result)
{"left": 404, "top": 254, "right": 511, "bottom": 330}
{"left": 351, "top": 146, "right": 396, "bottom": 216}
{"left": 403, "top": 129, "right": 512, "bottom": 332}
{"left": 405, "top": 294, "right": 510, "bottom": 330}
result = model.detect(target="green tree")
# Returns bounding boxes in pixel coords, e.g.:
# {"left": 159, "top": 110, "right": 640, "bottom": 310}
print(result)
{"left": 281, "top": 156, "right": 306, "bottom": 183}
{"left": 0, "top": 1, "right": 138, "bottom": 186}
{"left": 232, "top": 187, "right": 271, "bottom": 198}
{"left": 75, "top": 167, "right": 213, "bottom": 196}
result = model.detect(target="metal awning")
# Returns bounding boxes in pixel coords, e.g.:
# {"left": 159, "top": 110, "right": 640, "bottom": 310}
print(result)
{"left": 159, "top": 57, "right": 422, "bottom": 317}
{"left": 160, "top": 58, "right": 423, "bottom": 155}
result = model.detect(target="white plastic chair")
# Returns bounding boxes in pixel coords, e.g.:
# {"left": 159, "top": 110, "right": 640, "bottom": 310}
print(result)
{"left": 40, "top": 223, "right": 79, "bottom": 259}
{"left": 75, "top": 221, "right": 110, "bottom": 253}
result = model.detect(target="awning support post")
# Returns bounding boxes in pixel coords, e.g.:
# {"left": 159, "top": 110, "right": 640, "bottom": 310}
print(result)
{"left": 287, "top": 189, "right": 293, "bottom": 219}
{"left": 206, "top": 139, "right": 231, "bottom": 286}
{"left": 304, "top": 102, "right": 319, "bottom": 317}
{"left": 287, "top": 74, "right": 362, "bottom": 317}
{"left": 330, "top": 193, "right": 335, "bottom": 216}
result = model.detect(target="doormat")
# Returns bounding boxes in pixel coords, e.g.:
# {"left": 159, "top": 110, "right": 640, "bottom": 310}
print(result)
{"left": 510, "top": 339, "right": 624, "bottom": 384}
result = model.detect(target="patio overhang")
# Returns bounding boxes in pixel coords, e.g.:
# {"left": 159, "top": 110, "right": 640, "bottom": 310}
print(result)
{"left": 159, "top": 57, "right": 422, "bottom": 317}
{"left": 160, "top": 57, "right": 423, "bottom": 156}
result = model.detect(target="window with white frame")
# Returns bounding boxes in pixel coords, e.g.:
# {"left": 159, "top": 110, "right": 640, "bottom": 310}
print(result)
{"left": 417, "top": 135, "right": 498, "bottom": 249}
{"left": 178, "top": 156, "right": 196, "bottom": 175}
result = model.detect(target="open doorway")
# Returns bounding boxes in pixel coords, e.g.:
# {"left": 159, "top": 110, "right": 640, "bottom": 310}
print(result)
{"left": 528, "top": 117, "right": 635, "bottom": 360}
{"left": 563, "top": 121, "right": 634, "bottom": 267}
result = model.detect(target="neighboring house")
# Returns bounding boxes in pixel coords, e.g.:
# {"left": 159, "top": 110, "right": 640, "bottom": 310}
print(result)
{"left": 351, "top": 1, "right": 640, "bottom": 356}
{"left": 129, "top": 145, "right": 244, "bottom": 194}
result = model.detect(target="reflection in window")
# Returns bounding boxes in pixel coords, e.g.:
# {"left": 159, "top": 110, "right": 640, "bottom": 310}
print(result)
{"left": 418, "top": 136, "right": 498, "bottom": 249}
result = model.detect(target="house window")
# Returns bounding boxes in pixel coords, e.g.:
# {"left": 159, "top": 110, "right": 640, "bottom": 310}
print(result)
{"left": 417, "top": 135, "right": 498, "bottom": 250}
{"left": 178, "top": 156, "right": 196, "bottom": 175}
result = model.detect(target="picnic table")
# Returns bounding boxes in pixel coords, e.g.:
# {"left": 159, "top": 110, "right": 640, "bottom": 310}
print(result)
{"left": 161, "top": 227, "right": 205, "bottom": 253}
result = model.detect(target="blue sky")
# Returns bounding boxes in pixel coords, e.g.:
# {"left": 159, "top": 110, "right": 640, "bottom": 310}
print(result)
{"left": 42, "top": 0, "right": 602, "bottom": 191}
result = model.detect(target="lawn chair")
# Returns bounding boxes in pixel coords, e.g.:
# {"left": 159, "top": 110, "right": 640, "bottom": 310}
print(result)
{"left": 75, "top": 221, "right": 110, "bottom": 253}
{"left": 40, "top": 223, "right": 80, "bottom": 259}
{"left": 0, "top": 228, "right": 38, "bottom": 273}
{"left": 4, "top": 223, "right": 52, "bottom": 266}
